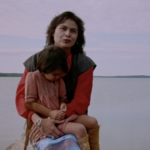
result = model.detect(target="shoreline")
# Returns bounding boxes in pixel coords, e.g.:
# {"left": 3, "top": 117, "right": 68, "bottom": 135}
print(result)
{"left": 0, "top": 73, "right": 150, "bottom": 78}
{"left": 0, "top": 73, "right": 23, "bottom": 77}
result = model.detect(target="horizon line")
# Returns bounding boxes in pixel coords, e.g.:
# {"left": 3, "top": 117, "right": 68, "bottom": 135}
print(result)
{"left": 0, "top": 73, "right": 150, "bottom": 78}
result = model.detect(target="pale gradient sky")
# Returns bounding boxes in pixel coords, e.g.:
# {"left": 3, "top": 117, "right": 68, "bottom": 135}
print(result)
{"left": 0, "top": 0, "right": 150, "bottom": 75}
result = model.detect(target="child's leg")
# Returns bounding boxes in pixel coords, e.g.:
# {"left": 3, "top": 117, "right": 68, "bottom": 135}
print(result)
{"left": 73, "top": 115, "right": 99, "bottom": 130}
{"left": 63, "top": 122, "right": 87, "bottom": 140}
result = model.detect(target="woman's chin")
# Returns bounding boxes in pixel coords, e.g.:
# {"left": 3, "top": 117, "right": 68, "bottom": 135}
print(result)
{"left": 60, "top": 46, "right": 71, "bottom": 53}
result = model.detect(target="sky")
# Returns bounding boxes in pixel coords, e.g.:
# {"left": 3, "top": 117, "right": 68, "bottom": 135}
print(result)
{"left": 0, "top": 0, "right": 150, "bottom": 76}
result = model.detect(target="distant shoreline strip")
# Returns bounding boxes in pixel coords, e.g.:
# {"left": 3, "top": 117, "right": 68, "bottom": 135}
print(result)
{"left": 0, "top": 73, "right": 23, "bottom": 77}
{"left": 94, "top": 76, "right": 150, "bottom": 78}
{"left": 0, "top": 73, "right": 150, "bottom": 78}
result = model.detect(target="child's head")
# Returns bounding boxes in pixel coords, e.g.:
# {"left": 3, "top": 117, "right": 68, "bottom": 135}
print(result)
{"left": 37, "top": 45, "right": 68, "bottom": 81}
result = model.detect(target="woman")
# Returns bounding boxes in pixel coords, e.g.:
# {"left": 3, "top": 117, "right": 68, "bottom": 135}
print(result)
{"left": 16, "top": 11, "right": 100, "bottom": 150}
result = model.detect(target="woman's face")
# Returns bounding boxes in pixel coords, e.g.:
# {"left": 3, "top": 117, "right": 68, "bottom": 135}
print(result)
{"left": 53, "top": 19, "right": 78, "bottom": 54}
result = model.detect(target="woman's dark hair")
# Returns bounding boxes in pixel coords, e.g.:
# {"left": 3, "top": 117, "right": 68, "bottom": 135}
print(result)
{"left": 37, "top": 45, "right": 68, "bottom": 74}
{"left": 46, "top": 11, "right": 85, "bottom": 54}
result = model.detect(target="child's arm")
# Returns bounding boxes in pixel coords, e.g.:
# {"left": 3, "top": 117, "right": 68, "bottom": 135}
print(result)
{"left": 26, "top": 101, "right": 65, "bottom": 121}
{"left": 59, "top": 78, "right": 68, "bottom": 103}
{"left": 58, "top": 78, "right": 68, "bottom": 119}
{"left": 26, "top": 101, "right": 65, "bottom": 120}
{"left": 25, "top": 73, "right": 64, "bottom": 120}
{"left": 25, "top": 102, "right": 50, "bottom": 117}
{"left": 25, "top": 73, "right": 50, "bottom": 116}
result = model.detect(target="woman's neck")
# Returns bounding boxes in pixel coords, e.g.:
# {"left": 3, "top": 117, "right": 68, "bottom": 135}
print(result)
{"left": 62, "top": 48, "right": 71, "bottom": 55}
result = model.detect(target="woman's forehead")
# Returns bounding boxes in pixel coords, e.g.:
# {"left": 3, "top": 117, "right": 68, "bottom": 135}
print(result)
{"left": 58, "top": 19, "right": 78, "bottom": 29}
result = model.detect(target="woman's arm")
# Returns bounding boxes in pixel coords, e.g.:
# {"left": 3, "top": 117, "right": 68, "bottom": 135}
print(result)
{"left": 15, "top": 68, "right": 35, "bottom": 120}
{"left": 66, "top": 67, "right": 93, "bottom": 117}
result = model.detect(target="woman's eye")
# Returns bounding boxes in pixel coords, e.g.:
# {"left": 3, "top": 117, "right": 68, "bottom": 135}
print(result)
{"left": 71, "top": 30, "right": 76, "bottom": 33}
{"left": 61, "top": 28, "right": 66, "bottom": 30}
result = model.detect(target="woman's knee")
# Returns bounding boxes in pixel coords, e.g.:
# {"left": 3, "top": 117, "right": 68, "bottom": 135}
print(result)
{"left": 87, "top": 117, "right": 98, "bottom": 129}
{"left": 74, "top": 124, "right": 87, "bottom": 140}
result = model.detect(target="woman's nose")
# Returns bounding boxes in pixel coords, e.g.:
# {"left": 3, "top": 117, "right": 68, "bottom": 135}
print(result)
{"left": 65, "top": 30, "right": 71, "bottom": 36}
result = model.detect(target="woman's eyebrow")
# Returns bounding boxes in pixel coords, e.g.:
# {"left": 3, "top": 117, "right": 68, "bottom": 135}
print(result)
{"left": 61, "top": 25, "right": 78, "bottom": 31}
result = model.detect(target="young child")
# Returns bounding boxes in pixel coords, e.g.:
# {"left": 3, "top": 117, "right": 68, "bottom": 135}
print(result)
{"left": 25, "top": 45, "right": 99, "bottom": 150}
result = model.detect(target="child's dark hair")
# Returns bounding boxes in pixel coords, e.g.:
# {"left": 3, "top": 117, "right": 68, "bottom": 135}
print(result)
{"left": 37, "top": 45, "right": 68, "bottom": 73}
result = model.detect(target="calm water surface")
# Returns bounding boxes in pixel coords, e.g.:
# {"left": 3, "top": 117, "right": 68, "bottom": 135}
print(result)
{"left": 0, "top": 77, "right": 150, "bottom": 150}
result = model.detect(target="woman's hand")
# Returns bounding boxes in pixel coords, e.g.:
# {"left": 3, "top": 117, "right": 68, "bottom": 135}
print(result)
{"left": 60, "top": 102, "right": 67, "bottom": 112}
{"left": 41, "top": 117, "right": 64, "bottom": 139}
{"left": 60, "top": 102, "right": 67, "bottom": 119}
{"left": 49, "top": 110, "right": 65, "bottom": 120}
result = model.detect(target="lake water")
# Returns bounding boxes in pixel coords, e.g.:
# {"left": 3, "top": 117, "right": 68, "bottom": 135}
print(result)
{"left": 0, "top": 77, "right": 150, "bottom": 150}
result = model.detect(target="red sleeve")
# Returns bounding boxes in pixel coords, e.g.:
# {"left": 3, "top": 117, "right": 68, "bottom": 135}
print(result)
{"left": 66, "top": 67, "right": 93, "bottom": 117}
{"left": 15, "top": 68, "right": 35, "bottom": 120}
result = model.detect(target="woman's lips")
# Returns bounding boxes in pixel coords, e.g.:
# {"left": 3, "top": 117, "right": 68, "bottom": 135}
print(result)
{"left": 63, "top": 39, "right": 71, "bottom": 43}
